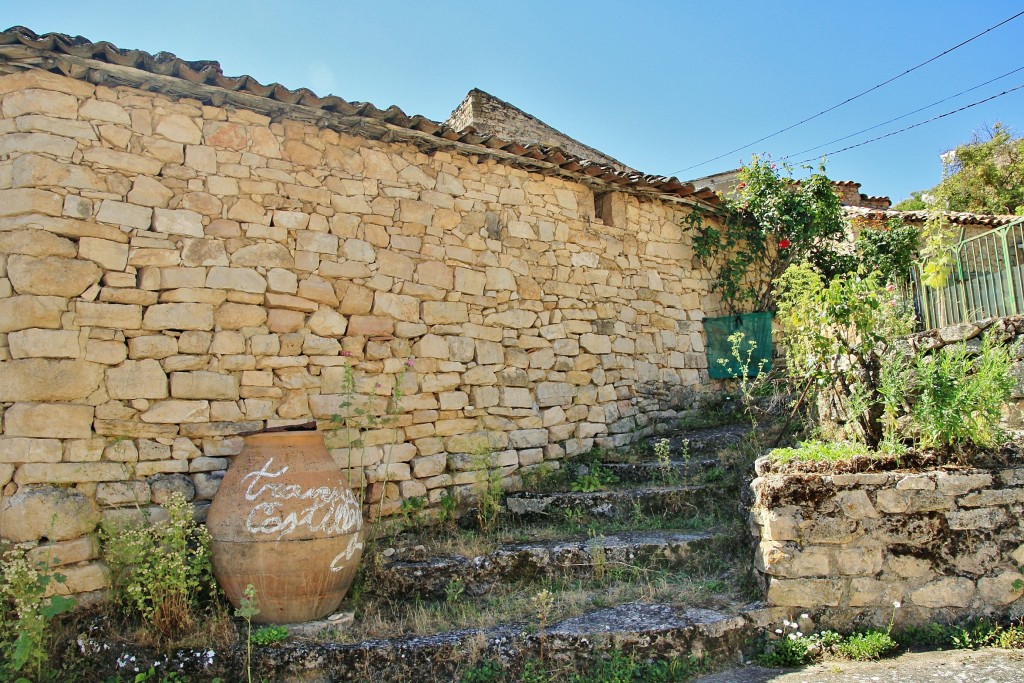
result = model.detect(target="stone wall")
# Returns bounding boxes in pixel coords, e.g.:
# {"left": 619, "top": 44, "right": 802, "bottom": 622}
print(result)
{"left": 750, "top": 464, "right": 1024, "bottom": 629}
{"left": 0, "top": 69, "right": 722, "bottom": 597}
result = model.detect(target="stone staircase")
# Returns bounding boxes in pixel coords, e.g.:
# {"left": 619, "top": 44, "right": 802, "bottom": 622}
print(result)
{"left": 87, "top": 423, "right": 776, "bottom": 682}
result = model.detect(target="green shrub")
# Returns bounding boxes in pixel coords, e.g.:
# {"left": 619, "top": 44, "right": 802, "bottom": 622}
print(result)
{"left": 837, "top": 630, "right": 897, "bottom": 660}
{"left": 757, "top": 632, "right": 814, "bottom": 667}
{"left": 100, "top": 493, "right": 212, "bottom": 639}
{"left": 775, "top": 263, "right": 914, "bottom": 449}
{"left": 252, "top": 625, "right": 289, "bottom": 646}
{"left": 908, "top": 333, "right": 1015, "bottom": 452}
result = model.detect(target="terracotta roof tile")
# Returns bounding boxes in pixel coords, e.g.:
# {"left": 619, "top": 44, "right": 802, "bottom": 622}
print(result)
{"left": 0, "top": 26, "right": 719, "bottom": 207}
{"left": 844, "top": 205, "right": 1019, "bottom": 227}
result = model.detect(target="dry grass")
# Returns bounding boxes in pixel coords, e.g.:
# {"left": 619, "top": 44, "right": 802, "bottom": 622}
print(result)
{"left": 334, "top": 568, "right": 738, "bottom": 643}
{"left": 331, "top": 522, "right": 748, "bottom": 644}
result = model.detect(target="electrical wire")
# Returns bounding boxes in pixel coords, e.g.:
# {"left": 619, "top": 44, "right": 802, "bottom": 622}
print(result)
{"left": 791, "top": 81, "right": 1024, "bottom": 164}
{"left": 780, "top": 64, "right": 1024, "bottom": 161}
{"left": 669, "top": 9, "right": 1024, "bottom": 176}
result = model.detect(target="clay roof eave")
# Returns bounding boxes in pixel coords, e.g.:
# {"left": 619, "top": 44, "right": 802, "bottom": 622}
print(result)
{"left": 0, "top": 26, "right": 722, "bottom": 212}
{"left": 843, "top": 205, "right": 1020, "bottom": 228}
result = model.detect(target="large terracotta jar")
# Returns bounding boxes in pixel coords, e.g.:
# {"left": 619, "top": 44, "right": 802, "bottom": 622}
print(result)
{"left": 207, "top": 428, "right": 364, "bottom": 624}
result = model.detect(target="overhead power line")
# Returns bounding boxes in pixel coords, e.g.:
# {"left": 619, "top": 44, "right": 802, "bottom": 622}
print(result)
{"left": 792, "top": 81, "right": 1024, "bottom": 164}
{"left": 670, "top": 9, "right": 1024, "bottom": 176}
{"left": 780, "top": 64, "right": 1024, "bottom": 160}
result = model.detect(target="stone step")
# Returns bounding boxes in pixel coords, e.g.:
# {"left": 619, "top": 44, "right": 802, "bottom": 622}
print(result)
{"left": 371, "top": 530, "right": 718, "bottom": 600}
{"left": 571, "top": 457, "right": 722, "bottom": 485}
{"left": 646, "top": 423, "right": 752, "bottom": 459}
{"left": 86, "top": 602, "right": 780, "bottom": 682}
{"left": 504, "top": 484, "right": 723, "bottom": 522}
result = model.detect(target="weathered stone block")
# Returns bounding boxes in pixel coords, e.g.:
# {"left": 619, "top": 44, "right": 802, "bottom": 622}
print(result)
{"left": 96, "top": 481, "right": 152, "bottom": 507}
{"left": 0, "top": 359, "right": 103, "bottom": 402}
{"left": 141, "top": 400, "right": 210, "bottom": 423}
{"left": 766, "top": 578, "right": 843, "bottom": 607}
{"left": 0, "top": 188, "right": 63, "bottom": 217}
{"left": 8, "top": 329, "right": 80, "bottom": 359}
{"left": 170, "top": 372, "right": 239, "bottom": 400}
{"left": 143, "top": 303, "right": 215, "bottom": 331}
{"left": 910, "top": 577, "right": 975, "bottom": 608}
{"left": 0, "top": 437, "right": 62, "bottom": 463}
{"left": 8, "top": 254, "right": 101, "bottom": 297}
{"left": 0, "top": 486, "right": 100, "bottom": 541}
{"left": 106, "top": 360, "right": 168, "bottom": 400}
{"left": 4, "top": 403, "right": 93, "bottom": 439}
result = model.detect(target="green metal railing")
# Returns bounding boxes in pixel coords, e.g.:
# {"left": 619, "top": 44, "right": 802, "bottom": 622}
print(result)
{"left": 911, "top": 216, "right": 1024, "bottom": 329}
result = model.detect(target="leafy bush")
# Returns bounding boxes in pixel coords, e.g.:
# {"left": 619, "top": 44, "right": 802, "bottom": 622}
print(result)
{"left": 570, "top": 462, "right": 620, "bottom": 493}
{"left": 757, "top": 631, "right": 814, "bottom": 667}
{"left": 0, "top": 546, "right": 76, "bottom": 681}
{"left": 906, "top": 333, "right": 1015, "bottom": 452}
{"left": 100, "top": 493, "right": 212, "bottom": 639}
{"left": 854, "top": 216, "right": 920, "bottom": 285}
{"left": 775, "top": 263, "right": 914, "bottom": 449}
{"left": 777, "top": 258, "right": 1015, "bottom": 458}
{"left": 837, "top": 630, "right": 897, "bottom": 660}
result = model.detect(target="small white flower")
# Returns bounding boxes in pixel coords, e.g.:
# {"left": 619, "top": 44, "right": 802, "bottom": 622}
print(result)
{"left": 775, "top": 629, "right": 783, "bottom": 634}
{"left": 788, "top": 633, "right": 798, "bottom": 640}
{"left": 800, "top": 613, "right": 809, "bottom": 619}
{"left": 796, "top": 632, "right": 803, "bottom": 637}
{"left": 893, "top": 601, "right": 901, "bottom": 608}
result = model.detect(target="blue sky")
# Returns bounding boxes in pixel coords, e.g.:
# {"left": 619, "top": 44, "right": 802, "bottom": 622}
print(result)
{"left": 7, "top": 1, "right": 1024, "bottom": 204}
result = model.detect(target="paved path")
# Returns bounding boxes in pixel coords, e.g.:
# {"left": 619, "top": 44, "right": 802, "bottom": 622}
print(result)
{"left": 694, "top": 648, "right": 1024, "bottom": 682}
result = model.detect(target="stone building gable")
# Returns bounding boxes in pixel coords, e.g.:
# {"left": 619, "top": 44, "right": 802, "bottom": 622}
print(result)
{"left": 445, "top": 89, "right": 635, "bottom": 173}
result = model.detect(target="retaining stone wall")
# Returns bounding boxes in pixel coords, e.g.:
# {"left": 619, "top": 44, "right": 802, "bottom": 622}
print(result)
{"left": 752, "top": 317, "right": 1024, "bottom": 629}
{"left": 0, "top": 69, "right": 723, "bottom": 597}
{"left": 750, "top": 465, "right": 1024, "bottom": 629}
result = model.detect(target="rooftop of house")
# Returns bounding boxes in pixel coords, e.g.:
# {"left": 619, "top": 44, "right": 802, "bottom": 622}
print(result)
{"left": 0, "top": 26, "right": 721, "bottom": 209}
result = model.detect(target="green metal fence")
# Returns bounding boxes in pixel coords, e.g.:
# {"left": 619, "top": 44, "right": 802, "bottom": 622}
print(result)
{"left": 911, "top": 216, "right": 1024, "bottom": 329}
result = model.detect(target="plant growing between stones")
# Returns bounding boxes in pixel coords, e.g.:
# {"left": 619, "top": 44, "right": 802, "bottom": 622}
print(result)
{"left": 569, "top": 461, "right": 619, "bottom": 493}
{"left": 530, "top": 588, "right": 555, "bottom": 663}
{"left": 445, "top": 578, "right": 466, "bottom": 606}
{"left": 471, "top": 448, "right": 505, "bottom": 533}
{"left": 326, "top": 357, "right": 412, "bottom": 518}
{"left": 251, "top": 625, "right": 288, "bottom": 646}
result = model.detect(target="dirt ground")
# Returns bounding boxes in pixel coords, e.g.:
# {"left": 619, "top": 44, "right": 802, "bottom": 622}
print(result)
{"left": 694, "top": 647, "right": 1024, "bottom": 682}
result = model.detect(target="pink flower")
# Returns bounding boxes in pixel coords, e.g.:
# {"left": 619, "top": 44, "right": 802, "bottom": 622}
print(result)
{"left": 406, "top": 358, "right": 415, "bottom": 367}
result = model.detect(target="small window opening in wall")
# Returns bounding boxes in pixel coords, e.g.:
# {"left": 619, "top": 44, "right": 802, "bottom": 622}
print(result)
{"left": 593, "top": 191, "right": 620, "bottom": 228}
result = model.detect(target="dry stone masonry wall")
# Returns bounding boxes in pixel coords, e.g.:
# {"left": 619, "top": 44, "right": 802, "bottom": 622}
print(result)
{"left": 0, "top": 69, "right": 723, "bottom": 597}
{"left": 751, "top": 465, "right": 1024, "bottom": 629}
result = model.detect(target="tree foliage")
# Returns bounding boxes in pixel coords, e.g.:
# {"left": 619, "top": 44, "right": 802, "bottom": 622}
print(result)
{"left": 895, "top": 122, "right": 1024, "bottom": 215}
